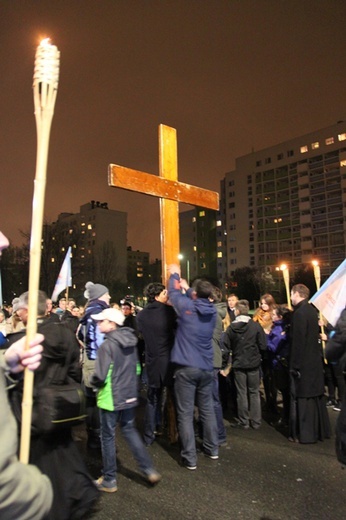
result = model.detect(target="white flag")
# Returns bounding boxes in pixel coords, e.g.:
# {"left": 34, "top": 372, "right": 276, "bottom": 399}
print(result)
{"left": 310, "top": 258, "right": 346, "bottom": 326}
{"left": 51, "top": 247, "right": 72, "bottom": 302}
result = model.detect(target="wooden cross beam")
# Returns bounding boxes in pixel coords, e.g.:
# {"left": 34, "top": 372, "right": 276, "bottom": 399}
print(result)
{"left": 108, "top": 124, "right": 219, "bottom": 285}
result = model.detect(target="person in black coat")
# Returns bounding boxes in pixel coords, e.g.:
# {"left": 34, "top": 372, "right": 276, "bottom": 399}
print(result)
{"left": 325, "top": 307, "right": 346, "bottom": 466}
{"left": 289, "top": 284, "right": 330, "bottom": 443}
{"left": 223, "top": 299, "right": 267, "bottom": 430}
{"left": 136, "top": 283, "right": 177, "bottom": 446}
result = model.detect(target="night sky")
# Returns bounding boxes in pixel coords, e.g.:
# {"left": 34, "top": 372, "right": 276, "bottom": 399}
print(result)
{"left": 1, "top": 1, "right": 345, "bottom": 259}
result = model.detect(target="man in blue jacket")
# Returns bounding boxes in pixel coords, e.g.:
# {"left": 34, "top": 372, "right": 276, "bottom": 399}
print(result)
{"left": 168, "top": 264, "right": 218, "bottom": 470}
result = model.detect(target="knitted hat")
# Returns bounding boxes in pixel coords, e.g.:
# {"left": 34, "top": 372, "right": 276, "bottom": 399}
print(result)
{"left": 84, "top": 281, "right": 109, "bottom": 301}
{"left": 91, "top": 308, "right": 125, "bottom": 326}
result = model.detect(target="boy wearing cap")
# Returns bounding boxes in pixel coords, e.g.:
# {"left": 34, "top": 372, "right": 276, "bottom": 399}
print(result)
{"left": 90, "top": 308, "right": 161, "bottom": 492}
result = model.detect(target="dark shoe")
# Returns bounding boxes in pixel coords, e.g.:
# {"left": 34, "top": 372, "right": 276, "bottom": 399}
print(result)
{"left": 87, "top": 437, "right": 101, "bottom": 450}
{"left": 271, "top": 418, "right": 288, "bottom": 429}
{"left": 288, "top": 436, "right": 299, "bottom": 443}
{"left": 326, "top": 399, "right": 336, "bottom": 407}
{"left": 219, "top": 440, "right": 228, "bottom": 447}
{"left": 231, "top": 422, "right": 249, "bottom": 430}
{"left": 181, "top": 459, "right": 197, "bottom": 470}
{"left": 94, "top": 477, "right": 117, "bottom": 493}
{"left": 184, "top": 464, "right": 197, "bottom": 470}
{"left": 204, "top": 452, "right": 219, "bottom": 460}
{"left": 146, "top": 471, "right": 162, "bottom": 484}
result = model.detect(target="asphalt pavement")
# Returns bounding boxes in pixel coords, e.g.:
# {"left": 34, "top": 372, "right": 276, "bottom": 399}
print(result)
{"left": 78, "top": 395, "right": 346, "bottom": 520}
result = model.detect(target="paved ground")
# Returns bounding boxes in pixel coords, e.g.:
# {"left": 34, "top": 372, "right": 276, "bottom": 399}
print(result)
{"left": 78, "top": 397, "right": 346, "bottom": 520}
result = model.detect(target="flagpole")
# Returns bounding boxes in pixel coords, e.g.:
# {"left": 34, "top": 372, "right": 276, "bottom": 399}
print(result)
{"left": 20, "top": 39, "right": 60, "bottom": 464}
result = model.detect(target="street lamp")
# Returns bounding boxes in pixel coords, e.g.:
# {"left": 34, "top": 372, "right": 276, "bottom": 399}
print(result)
{"left": 178, "top": 254, "right": 190, "bottom": 282}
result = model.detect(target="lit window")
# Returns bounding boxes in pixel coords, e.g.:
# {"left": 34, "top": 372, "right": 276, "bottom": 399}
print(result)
{"left": 325, "top": 137, "right": 334, "bottom": 145}
{"left": 338, "top": 133, "right": 346, "bottom": 141}
{"left": 217, "top": 241, "right": 222, "bottom": 247}
{"left": 340, "top": 160, "right": 346, "bottom": 167}
{"left": 199, "top": 211, "right": 205, "bottom": 217}
{"left": 81, "top": 222, "right": 85, "bottom": 226}
{"left": 311, "top": 142, "right": 319, "bottom": 149}
{"left": 300, "top": 145, "right": 308, "bottom": 153}
{"left": 216, "top": 220, "right": 222, "bottom": 226}
{"left": 217, "top": 252, "right": 222, "bottom": 258}
{"left": 193, "top": 246, "right": 197, "bottom": 251}
{"left": 87, "top": 224, "right": 92, "bottom": 230}
{"left": 51, "top": 257, "right": 55, "bottom": 263}
{"left": 69, "top": 228, "right": 73, "bottom": 234}
{"left": 192, "top": 217, "right": 196, "bottom": 223}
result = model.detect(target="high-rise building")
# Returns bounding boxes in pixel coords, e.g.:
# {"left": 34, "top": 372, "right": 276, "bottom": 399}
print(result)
{"left": 126, "top": 246, "right": 150, "bottom": 295}
{"left": 54, "top": 201, "right": 127, "bottom": 290}
{"left": 218, "top": 122, "right": 346, "bottom": 289}
{"left": 179, "top": 207, "right": 218, "bottom": 283}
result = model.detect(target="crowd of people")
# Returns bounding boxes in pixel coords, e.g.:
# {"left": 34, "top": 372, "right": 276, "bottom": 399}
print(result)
{"left": 1, "top": 268, "right": 345, "bottom": 519}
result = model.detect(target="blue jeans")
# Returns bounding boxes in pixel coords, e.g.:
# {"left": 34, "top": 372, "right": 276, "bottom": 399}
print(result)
{"left": 100, "top": 407, "right": 154, "bottom": 482}
{"left": 174, "top": 366, "right": 218, "bottom": 466}
{"left": 144, "top": 386, "right": 163, "bottom": 445}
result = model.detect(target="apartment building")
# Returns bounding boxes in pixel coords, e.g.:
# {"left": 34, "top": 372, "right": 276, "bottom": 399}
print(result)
{"left": 218, "top": 121, "right": 346, "bottom": 288}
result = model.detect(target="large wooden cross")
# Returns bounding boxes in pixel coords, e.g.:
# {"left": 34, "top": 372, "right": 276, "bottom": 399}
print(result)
{"left": 108, "top": 124, "right": 219, "bottom": 285}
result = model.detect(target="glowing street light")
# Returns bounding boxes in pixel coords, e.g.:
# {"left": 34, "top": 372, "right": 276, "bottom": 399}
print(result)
{"left": 178, "top": 253, "right": 190, "bottom": 282}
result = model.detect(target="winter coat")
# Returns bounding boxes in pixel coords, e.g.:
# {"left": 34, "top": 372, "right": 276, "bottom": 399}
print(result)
{"left": 8, "top": 318, "right": 81, "bottom": 433}
{"left": 91, "top": 327, "right": 139, "bottom": 411}
{"left": 290, "top": 299, "right": 325, "bottom": 398}
{"left": 137, "top": 300, "right": 176, "bottom": 387}
{"left": 326, "top": 308, "right": 346, "bottom": 369}
{"left": 78, "top": 299, "right": 109, "bottom": 360}
{"left": 267, "top": 319, "right": 290, "bottom": 370}
{"left": 224, "top": 315, "right": 267, "bottom": 370}
{"left": 168, "top": 273, "right": 216, "bottom": 371}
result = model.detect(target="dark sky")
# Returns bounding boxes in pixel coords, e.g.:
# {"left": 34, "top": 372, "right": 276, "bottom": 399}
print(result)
{"left": 1, "top": 1, "right": 345, "bottom": 259}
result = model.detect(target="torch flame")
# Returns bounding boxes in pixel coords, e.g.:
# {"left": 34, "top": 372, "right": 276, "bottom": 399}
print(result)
{"left": 40, "top": 38, "right": 51, "bottom": 46}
